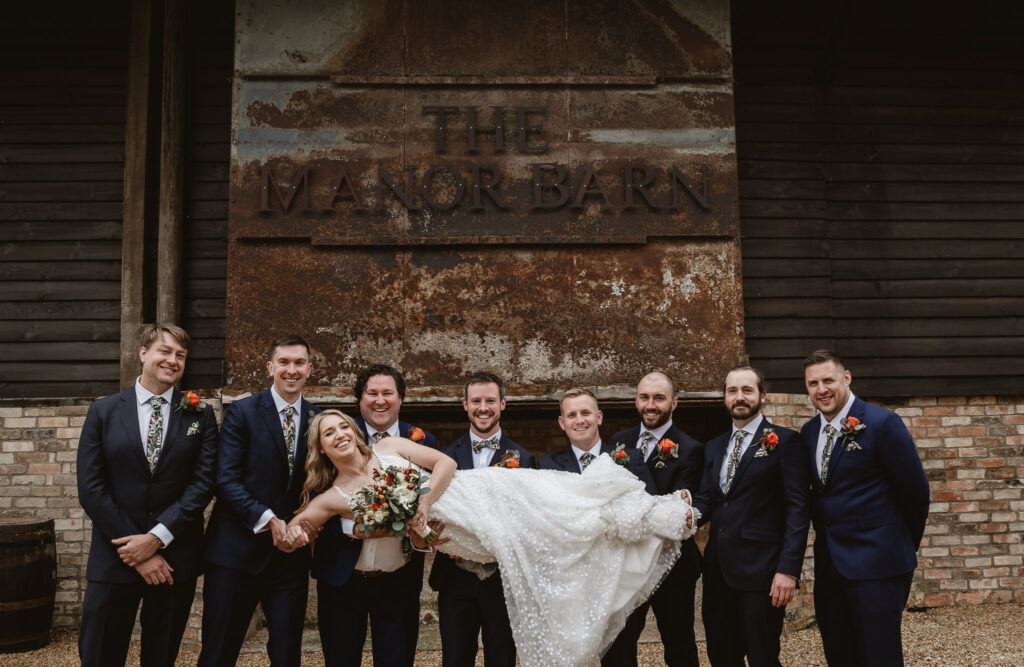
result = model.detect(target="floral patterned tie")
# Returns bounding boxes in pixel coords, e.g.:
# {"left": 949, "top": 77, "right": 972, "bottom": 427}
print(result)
{"left": 723, "top": 430, "right": 747, "bottom": 493}
{"left": 579, "top": 451, "right": 595, "bottom": 470}
{"left": 282, "top": 406, "right": 296, "bottom": 475}
{"left": 145, "top": 396, "right": 167, "bottom": 472}
{"left": 820, "top": 424, "right": 838, "bottom": 482}
{"left": 639, "top": 431, "right": 655, "bottom": 460}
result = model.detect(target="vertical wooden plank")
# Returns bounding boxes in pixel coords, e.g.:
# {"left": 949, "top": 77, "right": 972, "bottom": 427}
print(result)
{"left": 157, "top": 0, "right": 184, "bottom": 324}
{"left": 120, "top": 0, "right": 152, "bottom": 389}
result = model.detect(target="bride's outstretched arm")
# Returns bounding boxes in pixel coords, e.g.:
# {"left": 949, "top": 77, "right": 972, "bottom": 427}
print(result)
{"left": 285, "top": 489, "right": 352, "bottom": 545}
{"left": 375, "top": 436, "right": 456, "bottom": 521}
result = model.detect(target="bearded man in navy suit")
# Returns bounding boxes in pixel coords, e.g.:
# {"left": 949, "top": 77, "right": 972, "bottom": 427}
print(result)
{"left": 77, "top": 323, "right": 218, "bottom": 667}
{"left": 314, "top": 363, "right": 437, "bottom": 665}
{"left": 199, "top": 335, "right": 320, "bottom": 667}
{"left": 694, "top": 366, "right": 810, "bottom": 667}
{"left": 801, "top": 350, "right": 930, "bottom": 666}
{"left": 429, "top": 372, "right": 533, "bottom": 667}
{"left": 605, "top": 372, "right": 704, "bottom": 667}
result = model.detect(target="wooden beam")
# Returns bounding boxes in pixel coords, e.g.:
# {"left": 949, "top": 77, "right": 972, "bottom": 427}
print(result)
{"left": 119, "top": 0, "right": 153, "bottom": 389}
{"left": 157, "top": 0, "right": 184, "bottom": 324}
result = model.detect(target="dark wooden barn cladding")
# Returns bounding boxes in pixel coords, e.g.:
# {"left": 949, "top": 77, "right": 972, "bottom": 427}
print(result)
{"left": 0, "top": 3, "right": 129, "bottom": 398}
{"left": 732, "top": 0, "right": 1024, "bottom": 397}
{"left": 0, "top": 1, "right": 231, "bottom": 398}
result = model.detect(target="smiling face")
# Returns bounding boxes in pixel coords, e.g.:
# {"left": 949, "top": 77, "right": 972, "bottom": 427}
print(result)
{"left": 359, "top": 374, "right": 402, "bottom": 432}
{"left": 558, "top": 394, "right": 603, "bottom": 451}
{"left": 724, "top": 369, "right": 765, "bottom": 426}
{"left": 316, "top": 413, "right": 359, "bottom": 467}
{"left": 635, "top": 373, "right": 677, "bottom": 430}
{"left": 804, "top": 360, "right": 852, "bottom": 422}
{"left": 463, "top": 381, "right": 505, "bottom": 437}
{"left": 266, "top": 344, "right": 312, "bottom": 403}
{"left": 139, "top": 332, "right": 187, "bottom": 394}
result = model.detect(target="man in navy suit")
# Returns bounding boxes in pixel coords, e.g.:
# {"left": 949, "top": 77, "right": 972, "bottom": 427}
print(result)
{"left": 314, "top": 363, "right": 437, "bottom": 665}
{"left": 429, "top": 372, "right": 533, "bottom": 667}
{"left": 801, "top": 350, "right": 930, "bottom": 666}
{"left": 693, "top": 366, "right": 810, "bottom": 667}
{"left": 77, "top": 323, "right": 218, "bottom": 667}
{"left": 538, "top": 387, "right": 656, "bottom": 493}
{"left": 605, "top": 372, "right": 704, "bottom": 667}
{"left": 199, "top": 335, "right": 320, "bottom": 667}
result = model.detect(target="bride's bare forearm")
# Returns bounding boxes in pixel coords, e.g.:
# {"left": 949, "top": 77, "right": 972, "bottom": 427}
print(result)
{"left": 420, "top": 456, "right": 456, "bottom": 512}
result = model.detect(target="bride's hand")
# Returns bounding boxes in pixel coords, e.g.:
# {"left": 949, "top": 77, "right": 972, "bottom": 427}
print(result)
{"left": 285, "top": 524, "right": 309, "bottom": 547}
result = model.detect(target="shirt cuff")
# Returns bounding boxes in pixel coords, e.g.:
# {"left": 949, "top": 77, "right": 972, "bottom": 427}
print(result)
{"left": 149, "top": 524, "right": 173, "bottom": 548}
{"left": 254, "top": 509, "right": 276, "bottom": 534}
{"left": 340, "top": 518, "right": 356, "bottom": 536}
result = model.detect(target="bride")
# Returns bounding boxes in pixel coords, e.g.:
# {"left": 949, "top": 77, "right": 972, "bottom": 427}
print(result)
{"left": 288, "top": 409, "right": 698, "bottom": 667}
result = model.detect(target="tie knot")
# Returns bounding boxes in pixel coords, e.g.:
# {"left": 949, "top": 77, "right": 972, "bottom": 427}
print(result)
{"left": 283, "top": 405, "right": 295, "bottom": 418}
{"left": 734, "top": 430, "right": 747, "bottom": 443}
{"left": 580, "top": 451, "right": 594, "bottom": 465}
{"left": 640, "top": 431, "right": 655, "bottom": 444}
{"left": 824, "top": 424, "right": 837, "bottom": 436}
{"left": 149, "top": 396, "right": 166, "bottom": 408}
{"left": 472, "top": 436, "right": 501, "bottom": 453}
{"left": 373, "top": 431, "right": 388, "bottom": 444}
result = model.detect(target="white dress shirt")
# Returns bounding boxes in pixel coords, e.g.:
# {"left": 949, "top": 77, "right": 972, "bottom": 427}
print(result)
{"left": 572, "top": 440, "right": 603, "bottom": 470}
{"left": 254, "top": 386, "right": 304, "bottom": 534}
{"left": 718, "top": 413, "right": 764, "bottom": 492}
{"left": 814, "top": 393, "right": 857, "bottom": 480}
{"left": 470, "top": 429, "right": 502, "bottom": 469}
{"left": 634, "top": 420, "right": 674, "bottom": 461}
{"left": 134, "top": 379, "right": 175, "bottom": 546}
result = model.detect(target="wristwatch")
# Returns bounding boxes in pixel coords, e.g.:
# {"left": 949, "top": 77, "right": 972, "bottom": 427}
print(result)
{"left": 151, "top": 533, "right": 165, "bottom": 549}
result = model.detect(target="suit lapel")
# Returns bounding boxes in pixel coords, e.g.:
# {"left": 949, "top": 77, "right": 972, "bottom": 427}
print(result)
{"left": 824, "top": 400, "right": 862, "bottom": 487}
{"left": 806, "top": 415, "right": 825, "bottom": 490}
{"left": 728, "top": 421, "right": 770, "bottom": 494}
{"left": 117, "top": 389, "right": 150, "bottom": 474}
{"left": 259, "top": 391, "right": 289, "bottom": 465}
{"left": 559, "top": 449, "right": 582, "bottom": 474}
{"left": 455, "top": 435, "right": 476, "bottom": 470}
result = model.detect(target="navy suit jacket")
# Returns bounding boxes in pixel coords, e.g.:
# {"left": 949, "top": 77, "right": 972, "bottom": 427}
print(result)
{"left": 204, "top": 389, "right": 319, "bottom": 574}
{"left": 694, "top": 419, "right": 810, "bottom": 591}
{"left": 312, "top": 416, "right": 438, "bottom": 587}
{"left": 537, "top": 440, "right": 657, "bottom": 495}
{"left": 428, "top": 432, "right": 534, "bottom": 591}
{"left": 802, "top": 397, "right": 930, "bottom": 580}
{"left": 77, "top": 387, "right": 218, "bottom": 584}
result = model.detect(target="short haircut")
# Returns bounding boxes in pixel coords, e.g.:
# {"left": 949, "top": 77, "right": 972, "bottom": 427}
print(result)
{"left": 640, "top": 371, "right": 676, "bottom": 393}
{"left": 559, "top": 387, "right": 597, "bottom": 410}
{"left": 724, "top": 365, "right": 767, "bottom": 395}
{"left": 463, "top": 371, "right": 506, "bottom": 400}
{"left": 355, "top": 364, "right": 406, "bottom": 400}
{"left": 268, "top": 334, "right": 310, "bottom": 361}
{"left": 802, "top": 349, "right": 845, "bottom": 371}
{"left": 140, "top": 323, "right": 190, "bottom": 350}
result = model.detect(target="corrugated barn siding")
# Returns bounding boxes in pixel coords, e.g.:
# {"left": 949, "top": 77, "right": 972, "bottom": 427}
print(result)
{"left": 0, "top": 3, "right": 129, "bottom": 398}
{"left": 733, "top": 0, "right": 1024, "bottom": 396}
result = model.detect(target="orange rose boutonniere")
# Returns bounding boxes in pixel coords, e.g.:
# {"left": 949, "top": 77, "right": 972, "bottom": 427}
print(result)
{"left": 497, "top": 450, "right": 521, "bottom": 468}
{"left": 175, "top": 390, "right": 206, "bottom": 414}
{"left": 653, "top": 438, "right": 679, "bottom": 469}
{"left": 754, "top": 427, "right": 779, "bottom": 458}
{"left": 611, "top": 443, "right": 631, "bottom": 466}
{"left": 840, "top": 416, "right": 866, "bottom": 451}
{"left": 408, "top": 427, "right": 426, "bottom": 442}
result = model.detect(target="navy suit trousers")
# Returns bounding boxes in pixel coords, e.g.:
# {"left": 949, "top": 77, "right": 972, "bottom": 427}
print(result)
{"left": 318, "top": 570, "right": 411, "bottom": 667}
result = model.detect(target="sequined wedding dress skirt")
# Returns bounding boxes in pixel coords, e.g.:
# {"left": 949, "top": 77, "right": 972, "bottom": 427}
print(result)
{"left": 431, "top": 454, "right": 697, "bottom": 667}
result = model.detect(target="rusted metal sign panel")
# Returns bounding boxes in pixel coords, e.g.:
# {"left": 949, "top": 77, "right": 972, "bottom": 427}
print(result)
{"left": 226, "top": 0, "right": 744, "bottom": 399}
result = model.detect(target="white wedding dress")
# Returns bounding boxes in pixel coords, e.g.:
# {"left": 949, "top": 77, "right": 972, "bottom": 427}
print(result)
{"left": 428, "top": 454, "right": 698, "bottom": 667}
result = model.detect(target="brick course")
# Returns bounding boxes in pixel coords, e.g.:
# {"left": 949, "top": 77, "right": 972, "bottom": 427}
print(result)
{"left": 2, "top": 392, "right": 1023, "bottom": 641}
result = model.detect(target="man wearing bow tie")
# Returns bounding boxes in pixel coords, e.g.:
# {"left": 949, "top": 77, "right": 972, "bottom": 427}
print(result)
{"left": 428, "top": 372, "right": 534, "bottom": 667}
{"left": 802, "top": 350, "right": 929, "bottom": 666}
{"left": 199, "top": 335, "right": 320, "bottom": 667}
{"left": 77, "top": 323, "right": 218, "bottom": 667}
{"left": 604, "top": 372, "right": 704, "bottom": 667}
{"left": 693, "top": 366, "right": 810, "bottom": 667}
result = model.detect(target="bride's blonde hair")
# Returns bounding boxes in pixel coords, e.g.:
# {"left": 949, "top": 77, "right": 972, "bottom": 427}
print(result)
{"left": 298, "top": 409, "right": 371, "bottom": 512}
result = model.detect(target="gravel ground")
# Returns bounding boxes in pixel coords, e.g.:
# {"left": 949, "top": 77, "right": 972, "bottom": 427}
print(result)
{"left": 4, "top": 604, "right": 1023, "bottom": 666}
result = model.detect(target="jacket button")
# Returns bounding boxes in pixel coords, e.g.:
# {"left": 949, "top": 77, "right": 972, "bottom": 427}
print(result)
{"left": 723, "top": 502, "right": 729, "bottom": 508}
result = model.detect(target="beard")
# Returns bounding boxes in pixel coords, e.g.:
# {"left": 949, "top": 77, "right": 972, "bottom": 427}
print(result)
{"left": 727, "top": 396, "right": 762, "bottom": 421}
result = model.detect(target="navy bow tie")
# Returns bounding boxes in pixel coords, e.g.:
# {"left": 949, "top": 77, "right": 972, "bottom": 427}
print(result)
{"left": 472, "top": 436, "right": 501, "bottom": 453}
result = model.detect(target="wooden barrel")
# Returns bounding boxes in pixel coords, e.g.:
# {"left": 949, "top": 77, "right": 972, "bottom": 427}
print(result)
{"left": 0, "top": 517, "right": 56, "bottom": 652}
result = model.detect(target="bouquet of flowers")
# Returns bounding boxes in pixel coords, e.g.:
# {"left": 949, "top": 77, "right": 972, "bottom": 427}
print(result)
{"left": 349, "top": 465, "right": 432, "bottom": 540}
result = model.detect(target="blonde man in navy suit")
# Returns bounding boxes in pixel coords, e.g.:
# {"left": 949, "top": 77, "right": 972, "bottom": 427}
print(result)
{"left": 693, "top": 366, "right": 810, "bottom": 667}
{"left": 77, "top": 323, "right": 218, "bottom": 667}
{"left": 429, "top": 372, "right": 534, "bottom": 667}
{"left": 802, "top": 350, "right": 929, "bottom": 666}
{"left": 199, "top": 335, "right": 320, "bottom": 667}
